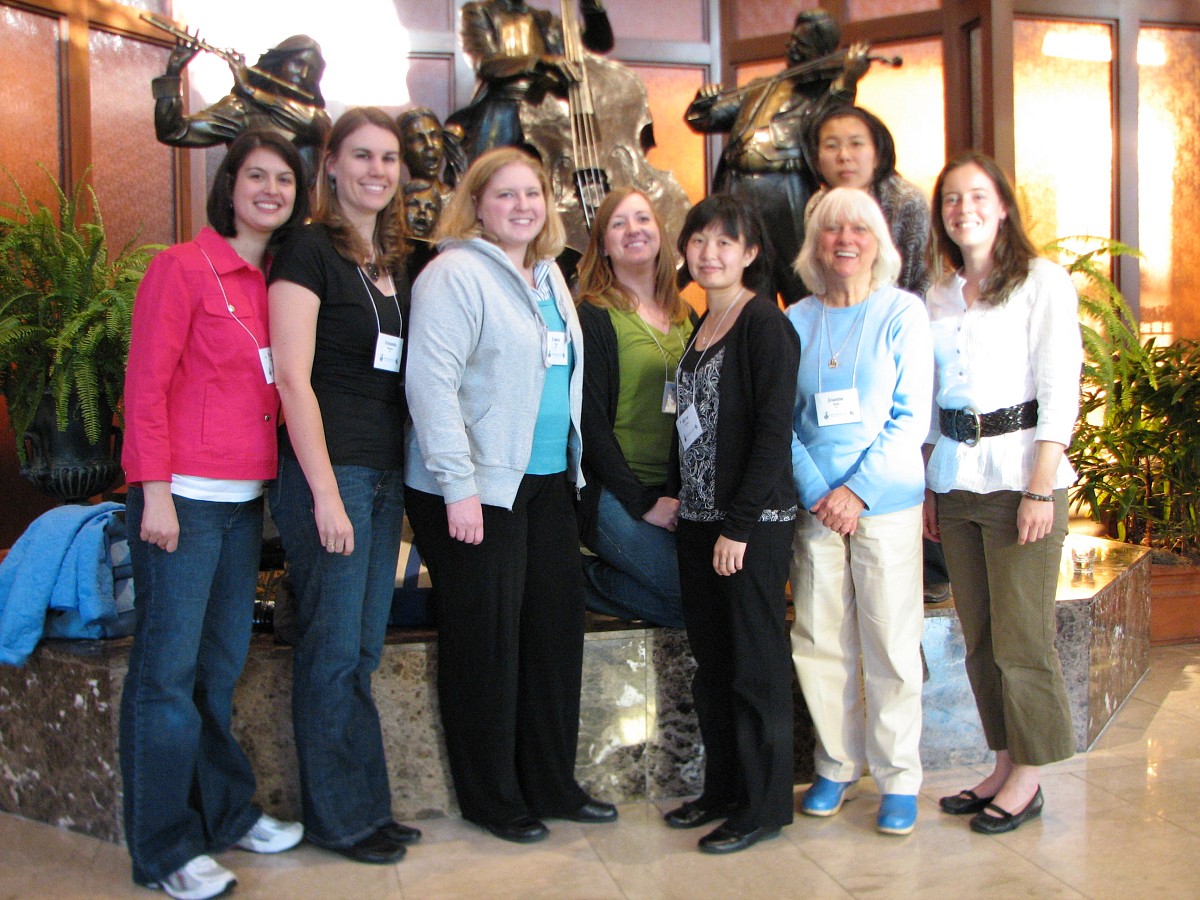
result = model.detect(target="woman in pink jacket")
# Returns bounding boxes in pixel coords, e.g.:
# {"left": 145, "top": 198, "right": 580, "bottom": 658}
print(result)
{"left": 119, "top": 130, "right": 308, "bottom": 900}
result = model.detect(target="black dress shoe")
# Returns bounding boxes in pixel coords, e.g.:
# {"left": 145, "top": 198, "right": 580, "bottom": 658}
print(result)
{"left": 663, "top": 799, "right": 737, "bottom": 830}
{"left": 939, "top": 789, "right": 995, "bottom": 815}
{"left": 336, "top": 828, "right": 406, "bottom": 864}
{"left": 479, "top": 815, "right": 549, "bottom": 844}
{"left": 560, "top": 799, "right": 618, "bottom": 823}
{"left": 969, "top": 787, "right": 1044, "bottom": 835}
{"left": 697, "top": 823, "right": 781, "bottom": 854}
{"left": 380, "top": 821, "right": 422, "bottom": 844}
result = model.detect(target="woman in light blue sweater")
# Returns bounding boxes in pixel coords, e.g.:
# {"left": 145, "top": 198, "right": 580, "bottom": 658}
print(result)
{"left": 404, "top": 147, "right": 615, "bottom": 845}
{"left": 787, "top": 188, "right": 933, "bottom": 836}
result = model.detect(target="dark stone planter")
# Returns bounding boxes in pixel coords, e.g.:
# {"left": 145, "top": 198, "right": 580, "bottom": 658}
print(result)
{"left": 20, "top": 391, "right": 122, "bottom": 503}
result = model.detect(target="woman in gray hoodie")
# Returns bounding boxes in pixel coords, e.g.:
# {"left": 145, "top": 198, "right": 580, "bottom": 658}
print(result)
{"left": 405, "top": 147, "right": 616, "bottom": 844}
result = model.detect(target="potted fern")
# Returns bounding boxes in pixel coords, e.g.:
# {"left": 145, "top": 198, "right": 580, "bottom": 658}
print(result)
{"left": 0, "top": 167, "right": 160, "bottom": 501}
{"left": 1060, "top": 236, "right": 1200, "bottom": 642}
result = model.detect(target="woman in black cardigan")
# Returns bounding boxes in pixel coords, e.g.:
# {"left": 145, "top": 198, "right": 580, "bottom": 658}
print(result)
{"left": 575, "top": 187, "right": 694, "bottom": 628}
{"left": 662, "top": 194, "right": 800, "bottom": 854}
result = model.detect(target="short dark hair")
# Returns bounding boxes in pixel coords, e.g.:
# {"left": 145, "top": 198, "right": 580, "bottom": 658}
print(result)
{"left": 206, "top": 129, "right": 309, "bottom": 247}
{"left": 676, "top": 193, "right": 774, "bottom": 300}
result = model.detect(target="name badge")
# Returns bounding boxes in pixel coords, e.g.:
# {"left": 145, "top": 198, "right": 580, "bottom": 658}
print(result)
{"left": 662, "top": 381, "right": 678, "bottom": 415}
{"left": 676, "top": 403, "right": 702, "bottom": 450}
{"left": 259, "top": 346, "right": 275, "bottom": 385}
{"left": 546, "top": 331, "right": 569, "bottom": 366}
{"left": 374, "top": 333, "right": 403, "bottom": 373}
{"left": 814, "top": 387, "right": 862, "bottom": 426}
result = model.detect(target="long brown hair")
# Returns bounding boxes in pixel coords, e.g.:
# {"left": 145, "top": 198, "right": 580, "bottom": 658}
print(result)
{"left": 930, "top": 150, "right": 1039, "bottom": 306}
{"left": 435, "top": 147, "right": 565, "bottom": 268}
{"left": 312, "top": 107, "right": 410, "bottom": 274}
{"left": 576, "top": 187, "right": 688, "bottom": 324}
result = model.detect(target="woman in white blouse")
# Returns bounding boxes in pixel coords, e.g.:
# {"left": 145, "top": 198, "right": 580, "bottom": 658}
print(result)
{"left": 924, "top": 152, "right": 1081, "bottom": 836}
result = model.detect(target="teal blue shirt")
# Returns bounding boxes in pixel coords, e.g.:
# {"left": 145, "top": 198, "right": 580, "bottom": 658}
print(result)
{"left": 526, "top": 264, "right": 574, "bottom": 474}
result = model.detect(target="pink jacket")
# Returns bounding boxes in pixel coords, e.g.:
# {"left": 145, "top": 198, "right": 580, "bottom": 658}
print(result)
{"left": 123, "top": 227, "right": 279, "bottom": 484}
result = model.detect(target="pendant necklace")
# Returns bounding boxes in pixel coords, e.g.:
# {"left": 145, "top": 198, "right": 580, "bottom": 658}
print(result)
{"left": 821, "top": 299, "right": 866, "bottom": 369}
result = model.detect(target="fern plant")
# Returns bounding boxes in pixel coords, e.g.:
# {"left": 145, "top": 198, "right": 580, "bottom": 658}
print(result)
{"left": 1058, "top": 235, "right": 1200, "bottom": 558}
{"left": 0, "top": 166, "right": 160, "bottom": 462}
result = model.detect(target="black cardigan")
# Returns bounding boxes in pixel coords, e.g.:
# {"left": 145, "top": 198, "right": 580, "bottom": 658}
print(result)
{"left": 576, "top": 301, "right": 694, "bottom": 545}
{"left": 670, "top": 294, "right": 801, "bottom": 542}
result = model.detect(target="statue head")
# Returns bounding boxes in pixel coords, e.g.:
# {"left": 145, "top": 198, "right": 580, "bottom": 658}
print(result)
{"left": 787, "top": 10, "right": 839, "bottom": 66}
{"left": 254, "top": 35, "right": 326, "bottom": 106}
{"left": 397, "top": 107, "right": 446, "bottom": 180}
{"left": 403, "top": 179, "right": 443, "bottom": 238}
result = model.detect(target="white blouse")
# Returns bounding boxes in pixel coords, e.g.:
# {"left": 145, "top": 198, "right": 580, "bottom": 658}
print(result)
{"left": 924, "top": 257, "right": 1082, "bottom": 494}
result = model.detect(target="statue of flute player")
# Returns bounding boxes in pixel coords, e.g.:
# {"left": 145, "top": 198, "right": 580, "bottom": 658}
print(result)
{"left": 148, "top": 18, "right": 331, "bottom": 183}
{"left": 685, "top": 10, "right": 874, "bottom": 303}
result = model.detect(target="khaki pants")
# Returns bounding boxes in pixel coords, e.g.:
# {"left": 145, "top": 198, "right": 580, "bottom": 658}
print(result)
{"left": 936, "top": 488, "right": 1075, "bottom": 766}
{"left": 790, "top": 504, "right": 925, "bottom": 795}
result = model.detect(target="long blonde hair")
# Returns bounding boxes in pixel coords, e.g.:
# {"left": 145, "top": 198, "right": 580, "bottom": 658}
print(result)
{"left": 576, "top": 187, "right": 689, "bottom": 325}
{"left": 435, "top": 147, "right": 565, "bottom": 267}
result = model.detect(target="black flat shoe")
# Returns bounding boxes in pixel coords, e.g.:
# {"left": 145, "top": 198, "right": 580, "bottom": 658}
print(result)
{"left": 939, "top": 789, "right": 995, "bottom": 815}
{"left": 336, "top": 828, "right": 407, "bottom": 864}
{"left": 697, "top": 823, "right": 781, "bottom": 854}
{"left": 559, "top": 799, "right": 618, "bottom": 823}
{"left": 663, "top": 799, "right": 737, "bottom": 830}
{"left": 969, "top": 787, "right": 1044, "bottom": 835}
{"left": 380, "top": 821, "right": 422, "bottom": 844}
{"left": 479, "top": 814, "right": 549, "bottom": 844}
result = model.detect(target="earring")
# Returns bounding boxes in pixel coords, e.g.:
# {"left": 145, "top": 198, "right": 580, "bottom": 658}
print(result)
{"left": 328, "top": 174, "right": 337, "bottom": 196}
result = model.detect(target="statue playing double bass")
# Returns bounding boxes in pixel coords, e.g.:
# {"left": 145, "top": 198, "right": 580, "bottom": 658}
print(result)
{"left": 449, "top": 0, "right": 690, "bottom": 257}
{"left": 448, "top": 0, "right": 613, "bottom": 163}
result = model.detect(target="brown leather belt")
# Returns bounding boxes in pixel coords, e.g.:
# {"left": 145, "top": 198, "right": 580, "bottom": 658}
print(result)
{"left": 938, "top": 399, "right": 1038, "bottom": 447}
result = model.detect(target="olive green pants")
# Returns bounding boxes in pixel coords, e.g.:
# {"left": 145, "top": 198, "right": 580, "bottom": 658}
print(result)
{"left": 936, "top": 488, "right": 1075, "bottom": 766}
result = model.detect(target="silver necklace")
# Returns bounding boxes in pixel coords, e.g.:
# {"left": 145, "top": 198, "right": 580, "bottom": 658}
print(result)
{"left": 822, "top": 299, "right": 866, "bottom": 369}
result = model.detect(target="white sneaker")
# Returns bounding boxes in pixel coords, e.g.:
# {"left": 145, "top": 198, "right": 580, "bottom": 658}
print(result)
{"left": 153, "top": 855, "right": 236, "bottom": 900}
{"left": 235, "top": 812, "right": 304, "bottom": 854}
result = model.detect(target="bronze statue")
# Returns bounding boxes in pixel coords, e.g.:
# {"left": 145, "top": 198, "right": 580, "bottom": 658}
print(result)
{"left": 150, "top": 26, "right": 331, "bottom": 183}
{"left": 447, "top": 0, "right": 614, "bottom": 163}
{"left": 685, "top": 10, "right": 870, "bottom": 302}
{"left": 396, "top": 107, "right": 460, "bottom": 205}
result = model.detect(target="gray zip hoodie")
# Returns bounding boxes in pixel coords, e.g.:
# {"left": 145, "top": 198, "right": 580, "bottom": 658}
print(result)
{"left": 404, "top": 237, "right": 584, "bottom": 509}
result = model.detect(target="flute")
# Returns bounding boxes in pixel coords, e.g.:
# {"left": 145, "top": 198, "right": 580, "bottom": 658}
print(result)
{"left": 141, "top": 13, "right": 316, "bottom": 102}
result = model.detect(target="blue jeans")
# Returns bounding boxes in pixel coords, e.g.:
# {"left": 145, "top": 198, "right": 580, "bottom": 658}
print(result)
{"left": 581, "top": 487, "right": 684, "bottom": 628}
{"left": 269, "top": 455, "right": 405, "bottom": 848}
{"left": 119, "top": 487, "right": 264, "bottom": 886}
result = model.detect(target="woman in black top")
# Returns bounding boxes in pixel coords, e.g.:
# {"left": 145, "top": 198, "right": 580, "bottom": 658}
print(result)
{"left": 268, "top": 107, "right": 419, "bottom": 865}
{"left": 662, "top": 194, "right": 800, "bottom": 854}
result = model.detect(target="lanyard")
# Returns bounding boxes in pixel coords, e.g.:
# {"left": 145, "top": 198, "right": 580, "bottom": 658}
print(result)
{"left": 356, "top": 266, "right": 403, "bottom": 337}
{"left": 198, "top": 246, "right": 262, "bottom": 350}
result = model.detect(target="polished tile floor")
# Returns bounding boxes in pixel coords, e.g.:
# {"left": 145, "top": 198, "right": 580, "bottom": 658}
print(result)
{"left": 3, "top": 643, "right": 1199, "bottom": 899}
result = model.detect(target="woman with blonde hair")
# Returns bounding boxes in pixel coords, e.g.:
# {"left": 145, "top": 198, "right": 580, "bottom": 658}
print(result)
{"left": 788, "top": 187, "right": 932, "bottom": 836}
{"left": 405, "top": 147, "right": 616, "bottom": 843}
{"left": 575, "top": 186, "right": 693, "bottom": 627}
{"left": 269, "top": 106, "right": 420, "bottom": 865}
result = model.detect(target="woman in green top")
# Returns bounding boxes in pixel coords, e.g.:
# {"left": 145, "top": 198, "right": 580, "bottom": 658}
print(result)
{"left": 576, "top": 187, "right": 694, "bottom": 627}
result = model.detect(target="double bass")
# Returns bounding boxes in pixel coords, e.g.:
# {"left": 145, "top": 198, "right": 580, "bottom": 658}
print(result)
{"left": 520, "top": 0, "right": 690, "bottom": 254}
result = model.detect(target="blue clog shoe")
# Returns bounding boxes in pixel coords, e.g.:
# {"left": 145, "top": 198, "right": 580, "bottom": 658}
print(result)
{"left": 877, "top": 794, "right": 918, "bottom": 835}
{"left": 800, "top": 776, "right": 854, "bottom": 817}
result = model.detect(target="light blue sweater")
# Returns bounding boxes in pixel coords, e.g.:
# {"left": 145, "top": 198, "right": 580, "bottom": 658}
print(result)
{"left": 787, "top": 285, "right": 932, "bottom": 516}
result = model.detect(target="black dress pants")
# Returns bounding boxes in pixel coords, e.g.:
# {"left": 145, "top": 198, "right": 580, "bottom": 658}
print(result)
{"left": 676, "top": 517, "right": 796, "bottom": 832}
{"left": 406, "top": 474, "right": 589, "bottom": 825}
